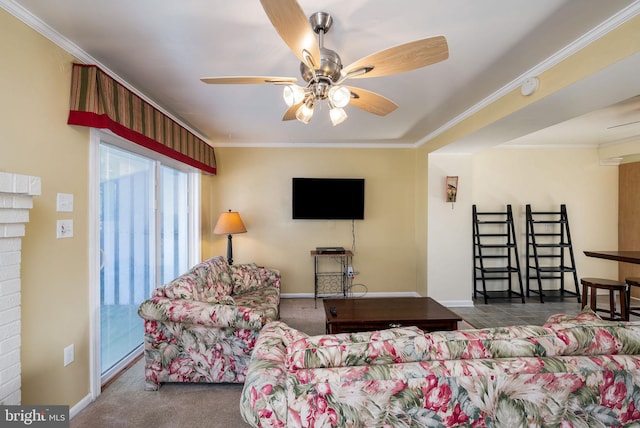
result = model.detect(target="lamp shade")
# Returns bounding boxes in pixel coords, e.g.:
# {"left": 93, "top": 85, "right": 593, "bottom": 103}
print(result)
{"left": 213, "top": 210, "right": 247, "bottom": 235}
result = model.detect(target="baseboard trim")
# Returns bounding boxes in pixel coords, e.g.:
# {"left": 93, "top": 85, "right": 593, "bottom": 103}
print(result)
{"left": 280, "top": 293, "right": 317, "bottom": 298}
{"left": 70, "top": 353, "right": 144, "bottom": 420}
{"left": 281, "top": 292, "right": 421, "bottom": 299}
{"left": 70, "top": 393, "right": 93, "bottom": 419}
{"left": 281, "top": 294, "right": 472, "bottom": 307}
{"left": 439, "top": 300, "right": 475, "bottom": 308}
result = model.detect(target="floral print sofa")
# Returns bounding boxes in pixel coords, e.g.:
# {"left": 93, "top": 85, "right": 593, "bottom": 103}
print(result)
{"left": 137, "top": 256, "right": 280, "bottom": 390}
{"left": 240, "top": 310, "right": 640, "bottom": 427}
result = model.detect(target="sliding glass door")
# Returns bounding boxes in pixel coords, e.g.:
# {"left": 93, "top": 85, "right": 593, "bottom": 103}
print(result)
{"left": 160, "top": 165, "right": 189, "bottom": 284}
{"left": 99, "top": 142, "right": 191, "bottom": 379}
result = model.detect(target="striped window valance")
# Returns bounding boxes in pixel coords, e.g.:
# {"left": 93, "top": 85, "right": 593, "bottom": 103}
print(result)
{"left": 68, "top": 63, "right": 216, "bottom": 174}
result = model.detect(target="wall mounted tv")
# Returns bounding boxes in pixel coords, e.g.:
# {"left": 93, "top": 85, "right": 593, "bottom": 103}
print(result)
{"left": 292, "top": 178, "right": 365, "bottom": 220}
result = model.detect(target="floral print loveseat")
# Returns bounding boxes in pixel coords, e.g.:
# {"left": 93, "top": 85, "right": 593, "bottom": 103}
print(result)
{"left": 240, "top": 310, "right": 640, "bottom": 427}
{"left": 137, "top": 256, "right": 280, "bottom": 390}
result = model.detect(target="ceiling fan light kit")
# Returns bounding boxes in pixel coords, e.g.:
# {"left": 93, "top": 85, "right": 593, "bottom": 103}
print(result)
{"left": 329, "top": 106, "right": 348, "bottom": 126}
{"left": 328, "top": 86, "right": 351, "bottom": 108}
{"left": 283, "top": 84, "right": 306, "bottom": 106}
{"left": 201, "top": 0, "right": 449, "bottom": 126}
{"left": 296, "top": 99, "right": 314, "bottom": 124}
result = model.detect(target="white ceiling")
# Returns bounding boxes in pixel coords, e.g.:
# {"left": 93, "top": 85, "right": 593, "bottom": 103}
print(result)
{"left": 3, "top": 0, "right": 640, "bottom": 150}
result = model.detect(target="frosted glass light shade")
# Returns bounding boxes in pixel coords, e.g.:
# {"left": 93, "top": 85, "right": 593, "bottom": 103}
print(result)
{"left": 283, "top": 85, "right": 306, "bottom": 107}
{"left": 329, "top": 107, "right": 348, "bottom": 126}
{"left": 296, "top": 102, "right": 314, "bottom": 124}
{"left": 328, "top": 85, "right": 350, "bottom": 108}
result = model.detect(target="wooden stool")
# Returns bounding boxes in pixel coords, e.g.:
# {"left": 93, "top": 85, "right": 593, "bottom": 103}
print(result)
{"left": 580, "top": 277, "right": 628, "bottom": 321}
{"left": 625, "top": 277, "right": 640, "bottom": 317}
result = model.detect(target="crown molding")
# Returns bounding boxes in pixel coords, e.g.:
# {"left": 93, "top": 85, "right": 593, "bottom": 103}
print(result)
{"left": 498, "top": 143, "right": 598, "bottom": 150}
{"left": 599, "top": 157, "right": 623, "bottom": 166}
{"left": 210, "top": 141, "right": 415, "bottom": 149}
{"left": 0, "top": 0, "right": 210, "bottom": 144}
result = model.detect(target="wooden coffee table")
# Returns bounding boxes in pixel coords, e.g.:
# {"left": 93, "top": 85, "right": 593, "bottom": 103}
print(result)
{"left": 323, "top": 297, "right": 462, "bottom": 334}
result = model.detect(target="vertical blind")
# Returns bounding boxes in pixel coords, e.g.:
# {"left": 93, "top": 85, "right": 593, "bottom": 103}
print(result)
{"left": 68, "top": 63, "right": 216, "bottom": 174}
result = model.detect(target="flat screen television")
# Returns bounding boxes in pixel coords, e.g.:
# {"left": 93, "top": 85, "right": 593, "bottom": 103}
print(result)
{"left": 292, "top": 178, "right": 365, "bottom": 220}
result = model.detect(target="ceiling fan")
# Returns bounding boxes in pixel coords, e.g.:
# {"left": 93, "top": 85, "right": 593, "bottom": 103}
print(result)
{"left": 201, "top": 0, "right": 449, "bottom": 126}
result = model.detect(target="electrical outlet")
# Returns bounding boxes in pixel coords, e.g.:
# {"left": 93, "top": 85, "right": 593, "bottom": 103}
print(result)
{"left": 64, "top": 344, "right": 74, "bottom": 366}
{"left": 56, "top": 219, "right": 74, "bottom": 239}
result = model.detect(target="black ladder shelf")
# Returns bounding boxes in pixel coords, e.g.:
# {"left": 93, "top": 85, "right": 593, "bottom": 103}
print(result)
{"left": 473, "top": 205, "right": 525, "bottom": 304}
{"left": 526, "top": 204, "right": 580, "bottom": 303}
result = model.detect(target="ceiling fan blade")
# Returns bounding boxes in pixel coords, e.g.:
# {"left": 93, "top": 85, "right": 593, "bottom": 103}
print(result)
{"left": 260, "top": 0, "right": 321, "bottom": 70}
{"left": 342, "top": 36, "right": 449, "bottom": 80}
{"left": 282, "top": 102, "right": 303, "bottom": 121}
{"left": 346, "top": 86, "right": 398, "bottom": 116}
{"left": 200, "top": 76, "right": 297, "bottom": 85}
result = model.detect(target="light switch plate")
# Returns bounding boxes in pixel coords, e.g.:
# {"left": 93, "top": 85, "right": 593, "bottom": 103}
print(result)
{"left": 56, "top": 193, "right": 74, "bottom": 212}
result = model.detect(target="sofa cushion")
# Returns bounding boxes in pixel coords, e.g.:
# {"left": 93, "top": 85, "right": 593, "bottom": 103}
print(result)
{"left": 151, "top": 256, "right": 234, "bottom": 302}
{"left": 232, "top": 287, "right": 280, "bottom": 322}
{"left": 230, "top": 263, "right": 260, "bottom": 294}
{"left": 154, "top": 261, "right": 208, "bottom": 300}
{"left": 286, "top": 326, "right": 426, "bottom": 370}
{"left": 541, "top": 309, "right": 640, "bottom": 355}
{"left": 286, "top": 324, "right": 561, "bottom": 370}
{"left": 285, "top": 317, "right": 640, "bottom": 371}
{"left": 199, "top": 256, "right": 234, "bottom": 301}
{"left": 545, "top": 322, "right": 640, "bottom": 355}
{"left": 422, "top": 325, "right": 560, "bottom": 360}
{"left": 544, "top": 308, "right": 603, "bottom": 325}
{"left": 205, "top": 295, "right": 236, "bottom": 305}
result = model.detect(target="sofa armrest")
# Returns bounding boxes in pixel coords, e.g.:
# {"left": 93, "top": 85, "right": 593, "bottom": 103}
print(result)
{"left": 138, "top": 297, "right": 269, "bottom": 330}
{"left": 230, "top": 263, "right": 281, "bottom": 295}
{"left": 240, "top": 322, "right": 307, "bottom": 427}
{"left": 254, "top": 321, "right": 308, "bottom": 360}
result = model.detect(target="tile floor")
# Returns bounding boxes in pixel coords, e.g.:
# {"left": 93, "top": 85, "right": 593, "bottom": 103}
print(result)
{"left": 453, "top": 297, "right": 582, "bottom": 328}
{"left": 453, "top": 295, "right": 639, "bottom": 328}
{"left": 287, "top": 294, "right": 637, "bottom": 332}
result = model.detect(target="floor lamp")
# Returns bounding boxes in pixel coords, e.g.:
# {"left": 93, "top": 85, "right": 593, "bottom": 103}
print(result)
{"left": 213, "top": 210, "right": 247, "bottom": 265}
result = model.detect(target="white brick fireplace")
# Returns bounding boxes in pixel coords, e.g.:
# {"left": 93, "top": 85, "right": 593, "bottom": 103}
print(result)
{"left": 0, "top": 172, "right": 41, "bottom": 405}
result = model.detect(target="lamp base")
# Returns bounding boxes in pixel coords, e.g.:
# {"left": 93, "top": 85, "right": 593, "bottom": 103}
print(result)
{"left": 227, "top": 234, "right": 234, "bottom": 265}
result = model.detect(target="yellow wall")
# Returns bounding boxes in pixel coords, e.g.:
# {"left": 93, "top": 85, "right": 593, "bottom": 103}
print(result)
{"left": 413, "top": 150, "right": 429, "bottom": 296}
{"left": 0, "top": 10, "right": 90, "bottom": 405}
{"left": 472, "top": 148, "right": 618, "bottom": 279}
{"left": 206, "top": 147, "right": 418, "bottom": 295}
